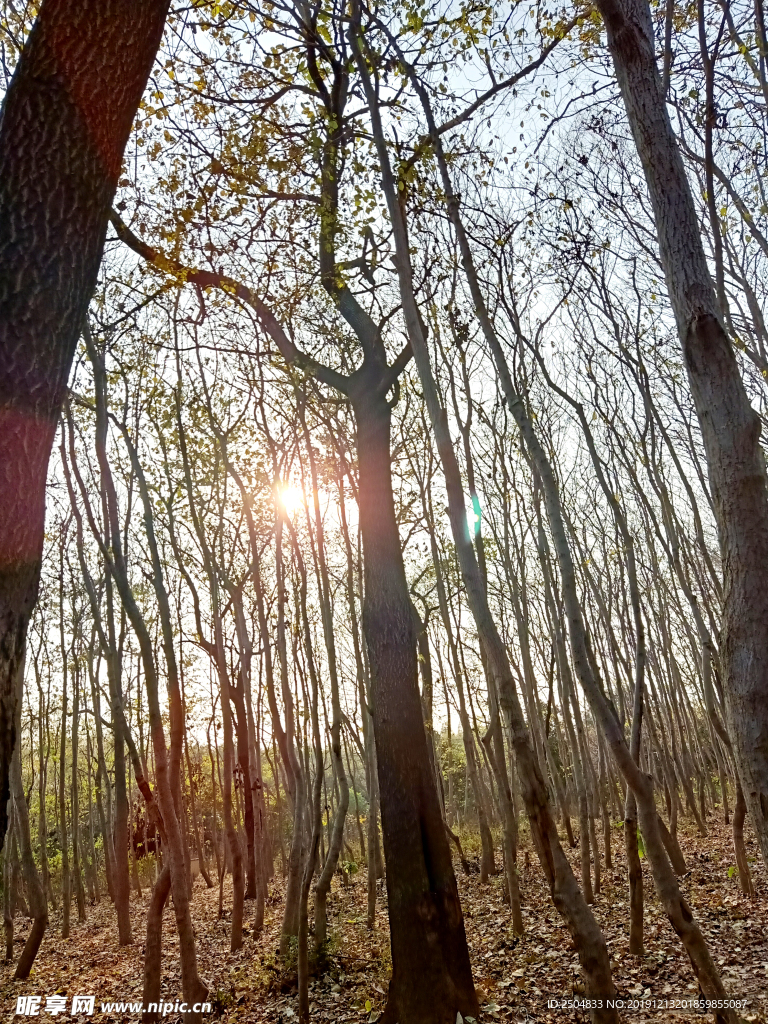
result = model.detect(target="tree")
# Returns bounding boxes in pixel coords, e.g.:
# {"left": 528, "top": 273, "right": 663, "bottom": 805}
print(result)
{"left": 593, "top": 0, "right": 768, "bottom": 871}
{"left": 0, "top": 0, "right": 171, "bottom": 849}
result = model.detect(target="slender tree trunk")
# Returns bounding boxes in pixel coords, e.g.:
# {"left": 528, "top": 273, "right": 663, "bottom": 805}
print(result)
{"left": 732, "top": 781, "right": 754, "bottom": 897}
{"left": 58, "top": 592, "right": 71, "bottom": 940}
{"left": 301, "top": 429, "right": 350, "bottom": 954}
{"left": 85, "top": 721, "right": 100, "bottom": 903}
{"left": 353, "top": 35, "right": 618, "bottom": 1017}
{"left": 10, "top": 659, "right": 48, "bottom": 979}
{"left": 298, "top": 606, "right": 323, "bottom": 1024}
{"left": 34, "top": 664, "right": 54, "bottom": 910}
{"left": 71, "top": 658, "right": 86, "bottom": 923}
{"left": 228, "top": 603, "right": 255, "bottom": 900}
{"left": 216, "top": 654, "right": 244, "bottom": 952}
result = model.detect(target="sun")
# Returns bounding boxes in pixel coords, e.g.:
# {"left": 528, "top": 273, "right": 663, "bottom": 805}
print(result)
{"left": 277, "top": 483, "right": 303, "bottom": 515}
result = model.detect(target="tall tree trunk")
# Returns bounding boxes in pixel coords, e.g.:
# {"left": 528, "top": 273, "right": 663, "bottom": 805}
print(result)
{"left": 84, "top": 720, "right": 100, "bottom": 903}
{"left": 215, "top": 651, "right": 244, "bottom": 952}
{"left": 301, "top": 421, "right": 350, "bottom": 954}
{"left": 33, "top": 660, "right": 54, "bottom": 910}
{"left": 511, "top": 394, "right": 737, "bottom": 1019}
{"left": 229, "top": 600, "right": 256, "bottom": 900}
{"left": 353, "top": 31, "right": 617, "bottom": 1017}
{"left": 352, "top": 388, "right": 479, "bottom": 1024}
{"left": 0, "top": 0, "right": 171, "bottom": 852}
{"left": 593, "top": 0, "right": 768, "bottom": 874}
{"left": 58, "top": 578, "right": 71, "bottom": 941}
{"left": 83, "top": 344, "right": 206, "bottom": 1015}
{"left": 71, "top": 656, "right": 86, "bottom": 923}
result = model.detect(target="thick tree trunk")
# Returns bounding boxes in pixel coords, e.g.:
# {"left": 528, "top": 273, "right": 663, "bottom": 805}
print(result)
{"left": 594, "top": 0, "right": 768, "bottom": 873}
{"left": 0, "top": 0, "right": 171, "bottom": 852}
{"left": 353, "top": 390, "right": 478, "bottom": 1024}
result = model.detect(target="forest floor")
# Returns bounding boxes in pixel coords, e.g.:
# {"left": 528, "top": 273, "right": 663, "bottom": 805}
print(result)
{"left": 1, "top": 817, "right": 767, "bottom": 1024}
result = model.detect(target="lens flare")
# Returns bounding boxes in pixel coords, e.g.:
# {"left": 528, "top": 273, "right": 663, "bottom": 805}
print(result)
{"left": 278, "top": 484, "right": 303, "bottom": 514}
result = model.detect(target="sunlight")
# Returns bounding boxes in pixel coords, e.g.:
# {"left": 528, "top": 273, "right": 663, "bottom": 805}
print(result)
{"left": 277, "top": 483, "right": 303, "bottom": 515}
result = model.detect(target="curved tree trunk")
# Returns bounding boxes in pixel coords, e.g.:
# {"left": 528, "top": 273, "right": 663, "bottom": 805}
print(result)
{"left": 732, "top": 781, "right": 754, "bottom": 897}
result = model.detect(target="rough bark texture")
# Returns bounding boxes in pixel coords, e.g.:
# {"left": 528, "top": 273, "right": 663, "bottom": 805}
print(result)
{"left": 593, "top": 0, "right": 768, "bottom": 872}
{"left": 0, "top": 0, "right": 171, "bottom": 849}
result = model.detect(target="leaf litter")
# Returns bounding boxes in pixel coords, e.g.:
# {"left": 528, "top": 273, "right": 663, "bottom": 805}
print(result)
{"left": 1, "top": 819, "right": 766, "bottom": 1023}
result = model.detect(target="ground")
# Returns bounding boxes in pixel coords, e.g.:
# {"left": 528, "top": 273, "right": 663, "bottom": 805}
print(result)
{"left": 2, "top": 818, "right": 766, "bottom": 1023}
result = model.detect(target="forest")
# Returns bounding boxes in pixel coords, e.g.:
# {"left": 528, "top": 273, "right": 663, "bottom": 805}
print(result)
{"left": 1, "top": 0, "right": 768, "bottom": 1022}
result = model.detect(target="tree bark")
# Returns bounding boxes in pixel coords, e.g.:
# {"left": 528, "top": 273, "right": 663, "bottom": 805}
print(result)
{"left": 353, "top": 388, "right": 479, "bottom": 1024}
{"left": 593, "top": 0, "right": 768, "bottom": 874}
{"left": 142, "top": 865, "right": 171, "bottom": 1024}
{"left": 58, "top": 577, "right": 71, "bottom": 940}
{"left": 0, "top": 0, "right": 171, "bottom": 851}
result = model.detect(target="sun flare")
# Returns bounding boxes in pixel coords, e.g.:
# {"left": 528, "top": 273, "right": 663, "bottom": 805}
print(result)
{"left": 277, "top": 483, "right": 303, "bottom": 515}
